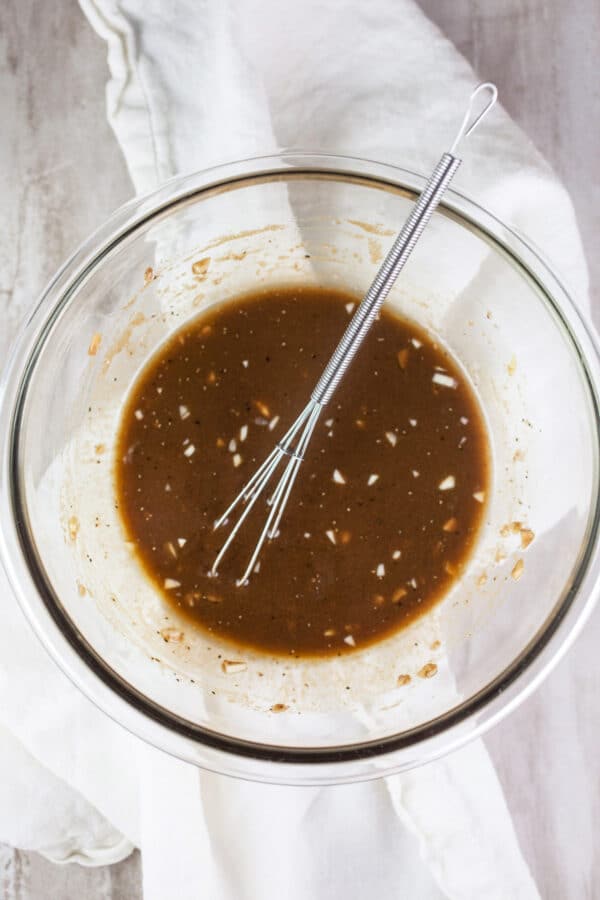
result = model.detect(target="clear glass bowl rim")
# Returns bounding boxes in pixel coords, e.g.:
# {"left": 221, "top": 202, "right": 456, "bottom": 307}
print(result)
{"left": 1, "top": 150, "right": 600, "bottom": 785}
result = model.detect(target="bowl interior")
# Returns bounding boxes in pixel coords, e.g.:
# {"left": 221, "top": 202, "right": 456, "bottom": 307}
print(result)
{"left": 4, "top": 160, "right": 599, "bottom": 776}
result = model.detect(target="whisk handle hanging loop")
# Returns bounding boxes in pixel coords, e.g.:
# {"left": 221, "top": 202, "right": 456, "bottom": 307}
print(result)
{"left": 311, "top": 151, "right": 461, "bottom": 406}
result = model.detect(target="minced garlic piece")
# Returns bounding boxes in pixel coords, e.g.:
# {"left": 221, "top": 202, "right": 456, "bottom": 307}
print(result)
{"left": 397, "top": 348, "right": 409, "bottom": 370}
{"left": 432, "top": 372, "right": 458, "bottom": 389}
{"left": 192, "top": 257, "right": 210, "bottom": 276}
{"left": 511, "top": 559, "right": 525, "bottom": 581}
{"left": 521, "top": 528, "right": 535, "bottom": 549}
{"left": 160, "top": 627, "right": 184, "bottom": 643}
{"left": 417, "top": 662, "right": 438, "bottom": 678}
{"left": 221, "top": 659, "right": 247, "bottom": 674}
{"left": 391, "top": 587, "right": 407, "bottom": 604}
{"left": 255, "top": 400, "right": 271, "bottom": 418}
{"left": 67, "top": 516, "right": 79, "bottom": 541}
{"left": 87, "top": 333, "right": 102, "bottom": 356}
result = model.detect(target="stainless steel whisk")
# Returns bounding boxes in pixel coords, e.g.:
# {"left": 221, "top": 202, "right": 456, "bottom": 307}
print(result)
{"left": 212, "top": 82, "right": 498, "bottom": 584}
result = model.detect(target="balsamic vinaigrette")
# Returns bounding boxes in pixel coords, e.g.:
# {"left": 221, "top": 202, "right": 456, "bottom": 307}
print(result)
{"left": 115, "top": 286, "right": 489, "bottom": 657}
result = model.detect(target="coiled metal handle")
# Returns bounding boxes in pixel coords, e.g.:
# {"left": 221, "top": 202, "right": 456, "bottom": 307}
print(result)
{"left": 311, "top": 151, "right": 460, "bottom": 405}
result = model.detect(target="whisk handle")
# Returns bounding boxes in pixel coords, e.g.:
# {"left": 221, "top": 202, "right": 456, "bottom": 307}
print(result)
{"left": 311, "top": 151, "right": 461, "bottom": 406}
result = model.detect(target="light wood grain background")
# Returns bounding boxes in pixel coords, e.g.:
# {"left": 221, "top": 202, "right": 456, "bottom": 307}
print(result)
{"left": 1, "top": 1, "right": 599, "bottom": 897}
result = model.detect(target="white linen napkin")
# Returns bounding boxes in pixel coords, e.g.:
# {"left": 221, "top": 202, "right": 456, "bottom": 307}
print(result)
{"left": 0, "top": 0, "right": 590, "bottom": 895}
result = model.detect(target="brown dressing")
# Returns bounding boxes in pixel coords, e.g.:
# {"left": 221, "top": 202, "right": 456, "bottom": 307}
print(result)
{"left": 115, "top": 285, "right": 489, "bottom": 657}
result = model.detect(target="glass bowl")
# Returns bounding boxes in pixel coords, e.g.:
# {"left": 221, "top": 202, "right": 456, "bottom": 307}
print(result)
{"left": 1, "top": 152, "right": 599, "bottom": 785}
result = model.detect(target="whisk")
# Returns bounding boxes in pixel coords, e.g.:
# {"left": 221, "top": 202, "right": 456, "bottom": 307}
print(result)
{"left": 212, "top": 82, "right": 498, "bottom": 585}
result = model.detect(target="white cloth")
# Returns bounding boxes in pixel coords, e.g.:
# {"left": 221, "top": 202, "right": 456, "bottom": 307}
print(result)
{"left": 0, "top": 0, "right": 590, "bottom": 895}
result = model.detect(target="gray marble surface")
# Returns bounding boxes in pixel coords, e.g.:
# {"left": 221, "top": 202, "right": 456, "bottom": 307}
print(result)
{"left": 1, "top": 1, "right": 599, "bottom": 897}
